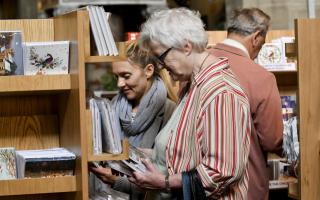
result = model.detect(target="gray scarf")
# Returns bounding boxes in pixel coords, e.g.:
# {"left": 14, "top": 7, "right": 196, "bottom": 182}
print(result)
{"left": 113, "top": 77, "right": 167, "bottom": 147}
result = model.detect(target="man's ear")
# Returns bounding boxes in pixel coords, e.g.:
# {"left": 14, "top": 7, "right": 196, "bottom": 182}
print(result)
{"left": 252, "top": 31, "right": 261, "bottom": 47}
{"left": 144, "top": 64, "right": 155, "bottom": 79}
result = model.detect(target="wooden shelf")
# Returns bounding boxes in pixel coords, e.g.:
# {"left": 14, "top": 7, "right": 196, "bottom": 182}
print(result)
{"left": 85, "top": 42, "right": 127, "bottom": 63}
{"left": 270, "top": 70, "right": 297, "bottom": 74}
{"left": 0, "top": 74, "right": 71, "bottom": 94}
{"left": 0, "top": 176, "right": 76, "bottom": 196}
{"left": 85, "top": 55, "right": 126, "bottom": 63}
{"left": 88, "top": 139, "right": 129, "bottom": 161}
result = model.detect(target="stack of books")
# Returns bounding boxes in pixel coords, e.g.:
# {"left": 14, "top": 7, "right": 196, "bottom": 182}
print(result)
{"left": 89, "top": 97, "right": 122, "bottom": 155}
{"left": 16, "top": 148, "right": 76, "bottom": 178}
{"left": 87, "top": 6, "right": 118, "bottom": 56}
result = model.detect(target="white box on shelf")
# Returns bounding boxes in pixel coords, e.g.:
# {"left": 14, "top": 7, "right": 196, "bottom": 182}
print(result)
{"left": 23, "top": 41, "right": 69, "bottom": 75}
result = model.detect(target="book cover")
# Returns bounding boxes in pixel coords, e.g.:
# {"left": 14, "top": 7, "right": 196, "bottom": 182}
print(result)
{"left": 107, "top": 144, "right": 149, "bottom": 176}
{"left": 281, "top": 95, "right": 296, "bottom": 121}
{"left": 0, "top": 31, "right": 23, "bottom": 75}
{"left": 87, "top": 6, "right": 104, "bottom": 56}
{"left": 0, "top": 147, "right": 17, "bottom": 180}
{"left": 94, "top": 6, "right": 109, "bottom": 55}
{"left": 16, "top": 148, "right": 76, "bottom": 178}
{"left": 23, "top": 41, "right": 69, "bottom": 75}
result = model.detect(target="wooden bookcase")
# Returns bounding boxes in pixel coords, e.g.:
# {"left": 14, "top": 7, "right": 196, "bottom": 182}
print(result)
{"left": 0, "top": 10, "right": 128, "bottom": 200}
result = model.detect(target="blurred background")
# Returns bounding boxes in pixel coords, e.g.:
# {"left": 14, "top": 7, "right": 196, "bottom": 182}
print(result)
{"left": 1, "top": 0, "right": 320, "bottom": 38}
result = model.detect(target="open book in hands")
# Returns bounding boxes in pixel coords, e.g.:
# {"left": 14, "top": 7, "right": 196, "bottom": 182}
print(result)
{"left": 106, "top": 145, "right": 151, "bottom": 177}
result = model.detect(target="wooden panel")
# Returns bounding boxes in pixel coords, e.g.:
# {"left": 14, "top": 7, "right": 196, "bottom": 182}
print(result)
{"left": 54, "top": 10, "right": 84, "bottom": 200}
{"left": 296, "top": 19, "right": 320, "bottom": 200}
{"left": 88, "top": 141, "right": 129, "bottom": 162}
{"left": 273, "top": 71, "right": 297, "bottom": 88}
{"left": 0, "top": 176, "right": 76, "bottom": 196}
{"left": 207, "top": 31, "right": 227, "bottom": 45}
{"left": 265, "top": 29, "right": 294, "bottom": 42}
{"left": 0, "top": 75, "right": 71, "bottom": 94}
{"left": 207, "top": 30, "right": 294, "bottom": 45}
{"left": 0, "top": 115, "right": 59, "bottom": 150}
{"left": 0, "top": 95, "right": 58, "bottom": 116}
{"left": 85, "top": 42, "right": 127, "bottom": 63}
{"left": 0, "top": 19, "right": 54, "bottom": 42}
{"left": 85, "top": 55, "right": 126, "bottom": 63}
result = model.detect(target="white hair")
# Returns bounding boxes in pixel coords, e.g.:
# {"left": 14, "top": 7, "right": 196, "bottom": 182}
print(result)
{"left": 139, "top": 7, "right": 208, "bottom": 52}
{"left": 227, "top": 8, "right": 270, "bottom": 37}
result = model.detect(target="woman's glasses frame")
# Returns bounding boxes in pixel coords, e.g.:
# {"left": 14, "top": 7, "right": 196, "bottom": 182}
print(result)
{"left": 155, "top": 47, "right": 173, "bottom": 68}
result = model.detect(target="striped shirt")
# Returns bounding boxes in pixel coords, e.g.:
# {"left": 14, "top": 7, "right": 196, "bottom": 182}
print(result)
{"left": 165, "top": 58, "right": 251, "bottom": 199}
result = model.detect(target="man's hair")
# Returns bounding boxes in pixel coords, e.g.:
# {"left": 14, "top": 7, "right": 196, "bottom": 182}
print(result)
{"left": 227, "top": 8, "right": 270, "bottom": 37}
{"left": 139, "top": 7, "right": 208, "bottom": 52}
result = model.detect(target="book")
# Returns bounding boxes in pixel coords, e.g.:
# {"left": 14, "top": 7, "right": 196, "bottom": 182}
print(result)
{"left": 90, "top": 98, "right": 103, "bottom": 154}
{"left": 16, "top": 148, "right": 76, "bottom": 178}
{"left": 104, "top": 11, "right": 118, "bottom": 56}
{"left": 94, "top": 98, "right": 122, "bottom": 154}
{"left": 0, "top": 147, "right": 17, "bottom": 180}
{"left": 91, "top": 6, "right": 108, "bottom": 56}
{"left": 23, "top": 41, "right": 69, "bottom": 75}
{"left": 86, "top": 6, "right": 119, "bottom": 56}
{"left": 281, "top": 95, "right": 296, "bottom": 121}
{"left": 95, "top": 6, "right": 110, "bottom": 55}
{"left": 107, "top": 144, "right": 149, "bottom": 176}
{"left": 0, "top": 31, "right": 23, "bottom": 75}
{"left": 87, "top": 6, "right": 104, "bottom": 56}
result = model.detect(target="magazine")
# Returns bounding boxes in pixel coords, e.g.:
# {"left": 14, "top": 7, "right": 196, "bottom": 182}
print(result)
{"left": 106, "top": 144, "right": 150, "bottom": 176}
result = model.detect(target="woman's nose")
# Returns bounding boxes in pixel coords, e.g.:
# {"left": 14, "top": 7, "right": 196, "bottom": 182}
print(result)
{"left": 117, "top": 78, "right": 125, "bottom": 88}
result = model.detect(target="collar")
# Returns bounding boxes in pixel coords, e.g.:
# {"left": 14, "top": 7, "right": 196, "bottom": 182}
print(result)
{"left": 193, "top": 57, "right": 229, "bottom": 85}
{"left": 222, "top": 38, "right": 250, "bottom": 58}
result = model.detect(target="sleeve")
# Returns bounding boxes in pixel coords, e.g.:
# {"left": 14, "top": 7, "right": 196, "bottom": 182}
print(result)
{"left": 195, "top": 92, "right": 251, "bottom": 197}
{"left": 255, "top": 74, "right": 283, "bottom": 153}
{"left": 112, "top": 176, "right": 145, "bottom": 198}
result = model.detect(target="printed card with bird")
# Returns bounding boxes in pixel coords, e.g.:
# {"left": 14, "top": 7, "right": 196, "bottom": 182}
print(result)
{"left": 23, "top": 41, "right": 69, "bottom": 75}
{"left": 0, "top": 147, "right": 17, "bottom": 180}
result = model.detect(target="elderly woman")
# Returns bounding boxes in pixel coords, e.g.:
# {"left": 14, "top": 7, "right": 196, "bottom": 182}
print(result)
{"left": 128, "top": 8, "right": 252, "bottom": 199}
{"left": 90, "top": 41, "right": 176, "bottom": 199}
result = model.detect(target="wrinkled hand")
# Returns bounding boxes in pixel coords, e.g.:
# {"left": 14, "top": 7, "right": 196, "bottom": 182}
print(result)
{"left": 89, "top": 166, "right": 117, "bottom": 185}
{"left": 128, "top": 159, "right": 165, "bottom": 190}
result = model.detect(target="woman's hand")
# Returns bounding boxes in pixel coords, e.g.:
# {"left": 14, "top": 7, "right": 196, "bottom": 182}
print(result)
{"left": 89, "top": 166, "right": 118, "bottom": 185}
{"left": 128, "top": 159, "right": 165, "bottom": 190}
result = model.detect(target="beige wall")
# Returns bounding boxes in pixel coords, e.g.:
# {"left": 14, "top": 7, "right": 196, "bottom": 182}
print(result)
{"left": 226, "top": 0, "right": 320, "bottom": 29}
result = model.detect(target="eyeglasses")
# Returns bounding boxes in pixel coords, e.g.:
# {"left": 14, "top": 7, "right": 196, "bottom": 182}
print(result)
{"left": 155, "top": 47, "right": 173, "bottom": 67}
